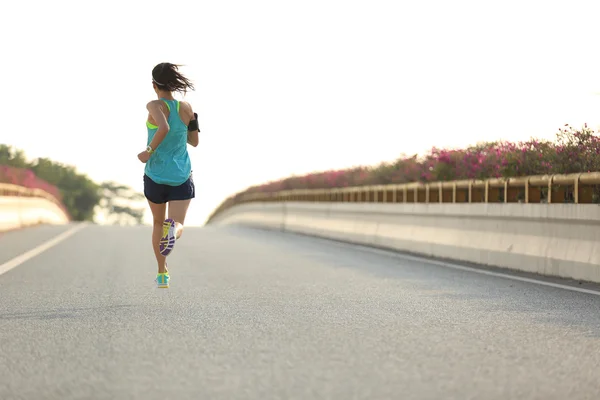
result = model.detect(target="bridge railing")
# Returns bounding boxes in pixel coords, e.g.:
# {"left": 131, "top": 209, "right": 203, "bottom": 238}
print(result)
{"left": 208, "top": 171, "right": 600, "bottom": 222}
{"left": 0, "top": 165, "right": 70, "bottom": 220}
{"left": 0, "top": 183, "right": 70, "bottom": 221}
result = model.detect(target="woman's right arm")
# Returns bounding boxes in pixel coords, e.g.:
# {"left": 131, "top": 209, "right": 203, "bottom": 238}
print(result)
{"left": 147, "top": 100, "right": 170, "bottom": 151}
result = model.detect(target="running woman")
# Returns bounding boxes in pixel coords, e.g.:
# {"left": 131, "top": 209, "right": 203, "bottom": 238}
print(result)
{"left": 137, "top": 62, "right": 199, "bottom": 288}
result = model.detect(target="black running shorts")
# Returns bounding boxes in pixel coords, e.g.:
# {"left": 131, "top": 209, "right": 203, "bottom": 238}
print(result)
{"left": 143, "top": 174, "right": 195, "bottom": 204}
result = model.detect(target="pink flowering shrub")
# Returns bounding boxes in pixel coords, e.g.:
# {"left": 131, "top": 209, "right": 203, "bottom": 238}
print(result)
{"left": 553, "top": 124, "right": 600, "bottom": 174}
{"left": 0, "top": 165, "right": 63, "bottom": 201}
{"left": 237, "top": 124, "right": 600, "bottom": 196}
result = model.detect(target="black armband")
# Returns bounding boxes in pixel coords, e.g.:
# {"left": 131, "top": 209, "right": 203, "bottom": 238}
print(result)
{"left": 188, "top": 113, "right": 199, "bottom": 131}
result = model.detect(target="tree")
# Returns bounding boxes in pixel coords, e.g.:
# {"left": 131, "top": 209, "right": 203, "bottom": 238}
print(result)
{"left": 0, "top": 145, "right": 29, "bottom": 168}
{"left": 0, "top": 145, "right": 144, "bottom": 223}
{"left": 97, "top": 181, "right": 146, "bottom": 225}
{"left": 29, "top": 157, "right": 101, "bottom": 221}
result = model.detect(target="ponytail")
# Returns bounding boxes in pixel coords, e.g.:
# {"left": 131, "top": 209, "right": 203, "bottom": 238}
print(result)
{"left": 152, "top": 63, "right": 194, "bottom": 94}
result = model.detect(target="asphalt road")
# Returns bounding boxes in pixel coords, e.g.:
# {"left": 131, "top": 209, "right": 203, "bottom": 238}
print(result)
{"left": 1, "top": 223, "right": 600, "bottom": 400}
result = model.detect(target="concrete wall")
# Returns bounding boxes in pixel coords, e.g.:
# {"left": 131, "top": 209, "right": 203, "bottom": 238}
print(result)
{"left": 0, "top": 196, "right": 70, "bottom": 232}
{"left": 208, "top": 201, "right": 600, "bottom": 284}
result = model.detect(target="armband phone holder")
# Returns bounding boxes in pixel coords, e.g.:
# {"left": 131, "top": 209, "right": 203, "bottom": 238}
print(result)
{"left": 188, "top": 113, "right": 199, "bottom": 131}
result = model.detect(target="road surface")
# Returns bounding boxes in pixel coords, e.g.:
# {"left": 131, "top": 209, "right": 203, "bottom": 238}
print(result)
{"left": 1, "top": 223, "right": 600, "bottom": 399}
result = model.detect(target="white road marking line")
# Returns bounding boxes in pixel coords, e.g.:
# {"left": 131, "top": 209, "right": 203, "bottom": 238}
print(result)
{"left": 332, "top": 240, "right": 600, "bottom": 296}
{"left": 0, "top": 224, "right": 87, "bottom": 276}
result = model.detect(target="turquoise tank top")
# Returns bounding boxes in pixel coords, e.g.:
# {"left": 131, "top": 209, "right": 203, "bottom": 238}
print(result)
{"left": 144, "top": 98, "right": 192, "bottom": 186}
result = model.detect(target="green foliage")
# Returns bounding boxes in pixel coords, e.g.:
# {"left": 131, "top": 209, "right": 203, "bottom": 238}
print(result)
{"left": 0, "top": 145, "right": 29, "bottom": 168}
{"left": 0, "top": 144, "right": 145, "bottom": 223}
{"left": 98, "top": 181, "right": 146, "bottom": 225}
{"left": 27, "top": 157, "right": 101, "bottom": 221}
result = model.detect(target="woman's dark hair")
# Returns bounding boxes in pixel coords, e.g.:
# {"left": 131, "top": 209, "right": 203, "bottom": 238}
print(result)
{"left": 152, "top": 62, "right": 195, "bottom": 94}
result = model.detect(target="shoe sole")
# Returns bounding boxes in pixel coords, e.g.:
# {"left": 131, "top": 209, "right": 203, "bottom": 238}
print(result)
{"left": 159, "top": 218, "right": 176, "bottom": 256}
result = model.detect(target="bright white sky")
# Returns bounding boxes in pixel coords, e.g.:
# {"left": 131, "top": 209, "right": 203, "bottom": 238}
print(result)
{"left": 1, "top": 0, "right": 599, "bottom": 226}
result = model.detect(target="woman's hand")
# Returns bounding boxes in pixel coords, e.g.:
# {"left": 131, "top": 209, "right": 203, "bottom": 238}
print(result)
{"left": 138, "top": 150, "right": 151, "bottom": 163}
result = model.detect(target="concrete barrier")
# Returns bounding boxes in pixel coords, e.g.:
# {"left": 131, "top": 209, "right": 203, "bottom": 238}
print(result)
{"left": 208, "top": 201, "right": 600, "bottom": 284}
{"left": 0, "top": 196, "right": 69, "bottom": 232}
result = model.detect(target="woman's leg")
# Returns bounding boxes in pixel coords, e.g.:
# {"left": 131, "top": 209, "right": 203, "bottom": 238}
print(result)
{"left": 159, "top": 176, "right": 195, "bottom": 257}
{"left": 168, "top": 199, "right": 192, "bottom": 235}
{"left": 147, "top": 200, "right": 168, "bottom": 274}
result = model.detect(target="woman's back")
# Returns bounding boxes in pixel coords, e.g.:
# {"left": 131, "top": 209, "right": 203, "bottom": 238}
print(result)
{"left": 145, "top": 98, "right": 193, "bottom": 185}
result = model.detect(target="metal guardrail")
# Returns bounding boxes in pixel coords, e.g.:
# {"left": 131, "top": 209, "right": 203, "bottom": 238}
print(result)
{"left": 207, "top": 172, "right": 600, "bottom": 222}
{"left": 0, "top": 182, "right": 70, "bottom": 219}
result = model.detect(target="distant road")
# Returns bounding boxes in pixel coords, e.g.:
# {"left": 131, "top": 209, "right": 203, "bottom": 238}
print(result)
{"left": 1, "top": 224, "right": 599, "bottom": 399}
